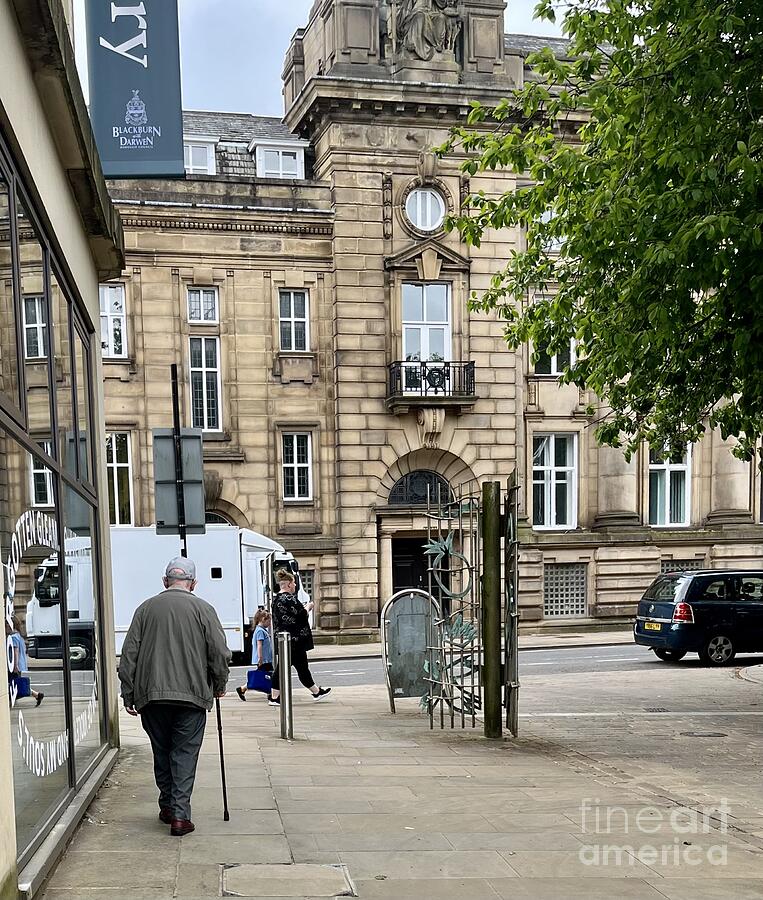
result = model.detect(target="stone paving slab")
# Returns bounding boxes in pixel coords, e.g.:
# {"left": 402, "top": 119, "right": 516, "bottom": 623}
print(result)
{"left": 39, "top": 672, "right": 763, "bottom": 900}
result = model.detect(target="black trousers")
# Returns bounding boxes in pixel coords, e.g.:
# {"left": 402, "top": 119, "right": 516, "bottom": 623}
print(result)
{"left": 271, "top": 643, "right": 315, "bottom": 691}
{"left": 140, "top": 702, "right": 206, "bottom": 821}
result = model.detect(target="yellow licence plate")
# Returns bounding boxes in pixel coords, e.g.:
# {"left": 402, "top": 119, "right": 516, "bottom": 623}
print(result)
{"left": 644, "top": 622, "right": 662, "bottom": 631}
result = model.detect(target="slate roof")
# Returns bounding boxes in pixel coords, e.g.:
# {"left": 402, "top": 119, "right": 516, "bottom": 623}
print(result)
{"left": 182, "top": 110, "right": 298, "bottom": 144}
{"left": 504, "top": 33, "right": 571, "bottom": 58}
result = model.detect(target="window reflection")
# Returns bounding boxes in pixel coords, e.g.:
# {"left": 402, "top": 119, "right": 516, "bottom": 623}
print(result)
{"left": 50, "top": 272, "right": 75, "bottom": 477}
{"left": 0, "top": 169, "right": 20, "bottom": 413}
{"left": 63, "top": 484, "right": 104, "bottom": 780}
{"left": 17, "top": 195, "right": 53, "bottom": 452}
{"left": 2, "top": 444, "right": 70, "bottom": 853}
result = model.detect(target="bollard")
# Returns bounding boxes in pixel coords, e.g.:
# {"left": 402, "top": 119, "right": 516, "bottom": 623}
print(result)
{"left": 482, "top": 481, "right": 502, "bottom": 739}
{"left": 278, "top": 632, "right": 294, "bottom": 740}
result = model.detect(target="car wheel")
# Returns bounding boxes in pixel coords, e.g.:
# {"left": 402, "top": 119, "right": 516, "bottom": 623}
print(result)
{"left": 653, "top": 649, "right": 687, "bottom": 662}
{"left": 699, "top": 634, "right": 736, "bottom": 666}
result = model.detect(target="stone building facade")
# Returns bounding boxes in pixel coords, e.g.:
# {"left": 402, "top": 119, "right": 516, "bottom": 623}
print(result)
{"left": 101, "top": 0, "right": 763, "bottom": 640}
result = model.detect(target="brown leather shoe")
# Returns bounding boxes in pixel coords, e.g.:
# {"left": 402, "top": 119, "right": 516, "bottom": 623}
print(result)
{"left": 170, "top": 818, "right": 195, "bottom": 836}
{"left": 159, "top": 807, "right": 173, "bottom": 825}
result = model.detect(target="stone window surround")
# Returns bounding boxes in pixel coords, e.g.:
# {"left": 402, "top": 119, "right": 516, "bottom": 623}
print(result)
{"left": 99, "top": 282, "right": 128, "bottom": 359}
{"left": 388, "top": 268, "right": 469, "bottom": 365}
{"left": 189, "top": 334, "right": 223, "bottom": 434}
{"left": 645, "top": 444, "right": 693, "bottom": 528}
{"left": 397, "top": 177, "right": 454, "bottom": 241}
{"left": 100, "top": 273, "right": 137, "bottom": 375}
{"left": 269, "top": 270, "right": 320, "bottom": 384}
{"left": 187, "top": 285, "right": 219, "bottom": 325}
{"left": 274, "top": 420, "right": 321, "bottom": 509}
{"left": 531, "top": 431, "right": 579, "bottom": 530}
{"left": 177, "top": 271, "right": 229, "bottom": 436}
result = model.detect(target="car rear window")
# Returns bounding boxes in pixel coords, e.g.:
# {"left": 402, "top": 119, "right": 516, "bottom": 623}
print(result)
{"left": 642, "top": 575, "right": 687, "bottom": 602}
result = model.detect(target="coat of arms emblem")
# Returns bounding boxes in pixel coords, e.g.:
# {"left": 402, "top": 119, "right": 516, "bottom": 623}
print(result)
{"left": 125, "top": 90, "right": 147, "bottom": 126}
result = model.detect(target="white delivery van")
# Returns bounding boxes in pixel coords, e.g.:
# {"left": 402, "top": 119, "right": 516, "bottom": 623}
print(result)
{"left": 26, "top": 525, "right": 312, "bottom": 666}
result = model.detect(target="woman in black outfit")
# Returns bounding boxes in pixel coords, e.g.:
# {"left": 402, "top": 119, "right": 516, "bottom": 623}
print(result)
{"left": 269, "top": 569, "right": 330, "bottom": 705}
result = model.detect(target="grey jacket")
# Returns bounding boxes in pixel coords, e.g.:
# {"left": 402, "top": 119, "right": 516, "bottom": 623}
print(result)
{"left": 118, "top": 588, "right": 231, "bottom": 712}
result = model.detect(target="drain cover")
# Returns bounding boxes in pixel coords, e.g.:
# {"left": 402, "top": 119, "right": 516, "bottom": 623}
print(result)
{"left": 224, "top": 863, "right": 355, "bottom": 898}
{"left": 680, "top": 732, "right": 727, "bottom": 738}
{"left": 645, "top": 707, "right": 669, "bottom": 712}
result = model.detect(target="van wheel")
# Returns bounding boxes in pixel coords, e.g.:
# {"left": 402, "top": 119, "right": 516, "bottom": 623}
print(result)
{"left": 699, "top": 634, "right": 736, "bottom": 666}
{"left": 653, "top": 649, "right": 687, "bottom": 662}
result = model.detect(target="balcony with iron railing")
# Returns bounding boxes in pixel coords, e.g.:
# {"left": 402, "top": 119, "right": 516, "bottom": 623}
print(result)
{"left": 386, "top": 360, "right": 477, "bottom": 414}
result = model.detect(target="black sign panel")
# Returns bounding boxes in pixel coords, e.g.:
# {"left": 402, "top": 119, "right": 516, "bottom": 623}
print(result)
{"left": 85, "top": 0, "right": 184, "bottom": 177}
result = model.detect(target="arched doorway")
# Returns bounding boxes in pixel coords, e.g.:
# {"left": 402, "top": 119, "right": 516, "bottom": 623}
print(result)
{"left": 387, "top": 470, "right": 454, "bottom": 605}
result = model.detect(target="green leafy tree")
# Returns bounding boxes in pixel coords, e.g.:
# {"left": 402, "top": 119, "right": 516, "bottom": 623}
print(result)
{"left": 440, "top": 0, "right": 763, "bottom": 458}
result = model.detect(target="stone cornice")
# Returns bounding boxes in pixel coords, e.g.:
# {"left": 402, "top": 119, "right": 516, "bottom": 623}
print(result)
{"left": 119, "top": 214, "right": 333, "bottom": 236}
{"left": 285, "top": 75, "right": 587, "bottom": 137}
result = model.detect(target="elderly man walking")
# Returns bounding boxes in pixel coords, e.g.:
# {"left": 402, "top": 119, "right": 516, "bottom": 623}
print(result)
{"left": 118, "top": 558, "right": 230, "bottom": 836}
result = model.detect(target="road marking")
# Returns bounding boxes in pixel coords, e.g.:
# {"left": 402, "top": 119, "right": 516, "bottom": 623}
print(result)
{"left": 319, "top": 671, "right": 366, "bottom": 677}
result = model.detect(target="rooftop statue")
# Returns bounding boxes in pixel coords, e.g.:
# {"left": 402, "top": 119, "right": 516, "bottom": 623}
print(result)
{"left": 396, "top": 0, "right": 463, "bottom": 62}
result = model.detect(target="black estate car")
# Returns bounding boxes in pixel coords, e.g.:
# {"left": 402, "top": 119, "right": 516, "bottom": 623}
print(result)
{"left": 634, "top": 570, "right": 763, "bottom": 665}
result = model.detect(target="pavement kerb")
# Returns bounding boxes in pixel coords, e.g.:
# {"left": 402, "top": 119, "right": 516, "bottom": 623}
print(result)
{"left": 310, "top": 634, "right": 636, "bottom": 662}
{"left": 736, "top": 663, "right": 763, "bottom": 684}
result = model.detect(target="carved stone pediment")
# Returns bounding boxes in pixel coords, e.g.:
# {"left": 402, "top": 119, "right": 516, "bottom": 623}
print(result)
{"left": 384, "top": 237, "right": 471, "bottom": 274}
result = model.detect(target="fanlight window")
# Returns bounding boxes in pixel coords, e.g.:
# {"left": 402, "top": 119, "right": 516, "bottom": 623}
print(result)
{"left": 388, "top": 470, "right": 453, "bottom": 506}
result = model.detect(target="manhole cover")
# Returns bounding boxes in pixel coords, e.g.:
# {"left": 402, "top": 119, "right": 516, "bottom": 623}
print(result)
{"left": 223, "top": 863, "right": 356, "bottom": 897}
{"left": 644, "top": 707, "right": 669, "bottom": 712}
{"left": 680, "top": 732, "right": 727, "bottom": 738}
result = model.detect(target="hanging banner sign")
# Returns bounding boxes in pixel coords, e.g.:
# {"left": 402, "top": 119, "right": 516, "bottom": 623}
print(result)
{"left": 85, "top": 0, "right": 184, "bottom": 177}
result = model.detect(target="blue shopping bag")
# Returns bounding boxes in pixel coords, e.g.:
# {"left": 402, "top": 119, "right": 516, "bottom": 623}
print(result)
{"left": 12, "top": 675, "right": 31, "bottom": 698}
{"left": 247, "top": 669, "right": 272, "bottom": 693}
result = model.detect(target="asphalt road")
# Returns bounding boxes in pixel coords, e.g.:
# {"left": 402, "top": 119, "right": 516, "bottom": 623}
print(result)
{"left": 227, "top": 642, "right": 763, "bottom": 690}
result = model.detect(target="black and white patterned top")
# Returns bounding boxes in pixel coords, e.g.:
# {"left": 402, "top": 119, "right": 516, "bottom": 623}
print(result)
{"left": 271, "top": 590, "right": 314, "bottom": 652}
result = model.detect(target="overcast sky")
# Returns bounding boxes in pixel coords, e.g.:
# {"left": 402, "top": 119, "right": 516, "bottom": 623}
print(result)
{"left": 74, "top": 0, "right": 562, "bottom": 118}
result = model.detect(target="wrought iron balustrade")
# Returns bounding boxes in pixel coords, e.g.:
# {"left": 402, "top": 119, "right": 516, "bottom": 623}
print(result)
{"left": 388, "top": 360, "right": 476, "bottom": 399}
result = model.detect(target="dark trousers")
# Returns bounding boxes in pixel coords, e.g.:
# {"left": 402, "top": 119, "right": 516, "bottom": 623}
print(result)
{"left": 140, "top": 702, "right": 206, "bottom": 821}
{"left": 271, "top": 643, "right": 315, "bottom": 692}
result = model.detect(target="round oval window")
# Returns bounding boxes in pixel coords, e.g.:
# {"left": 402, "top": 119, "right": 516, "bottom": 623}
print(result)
{"left": 405, "top": 188, "right": 445, "bottom": 232}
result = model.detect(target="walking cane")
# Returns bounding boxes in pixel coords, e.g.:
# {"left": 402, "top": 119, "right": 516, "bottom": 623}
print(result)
{"left": 215, "top": 697, "right": 230, "bottom": 821}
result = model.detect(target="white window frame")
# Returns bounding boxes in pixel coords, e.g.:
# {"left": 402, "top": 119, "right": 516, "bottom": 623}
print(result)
{"left": 23, "top": 294, "right": 47, "bottom": 359}
{"left": 278, "top": 289, "right": 310, "bottom": 352}
{"left": 282, "top": 432, "right": 313, "bottom": 501}
{"left": 532, "top": 433, "right": 578, "bottom": 530}
{"left": 105, "top": 432, "right": 134, "bottom": 526}
{"left": 534, "top": 339, "right": 577, "bottom": 376}
{"left": 189, "top": 336, "right": 222, "bottom": 432}
{"left": 29, "top": 441, "right": 54, "bottom": 508}
{"left": 402, "top": 282, "right": 452, "bottom": 362}
{"left": 99, "top": 283, "right": 127, "bottom": 359}
{"left": 405, "top": 187, "right": 446, "bottom": 232}
{"left": 183, "top": 136, "right": 217, "bottom": 175}
{"left": 187, "top": 286, "right": 219, "bottom": 325}
{"left": 251, "top": 140, "right": 307, "bottom": 180}
{"left": 648, "top": 446, "right": 691, "bottom": 527}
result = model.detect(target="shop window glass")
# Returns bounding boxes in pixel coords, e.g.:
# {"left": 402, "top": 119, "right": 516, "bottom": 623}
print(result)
{"left": 63, "top": 484, "right": 105, "bottom": 780}
{"left": 17, "top": 196, "right": 53, "bottom": 452}
{"left": 73, "top": 328, "right": 92, "bottom": 484}
{"left": 3, "top": 437, "right": 70, "bottom": 856}
{"left": 50, "top": 272, "right": 75, "bottom": 477}
{"left": 0, "top": 170, "right": 21, "bottom": 414}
